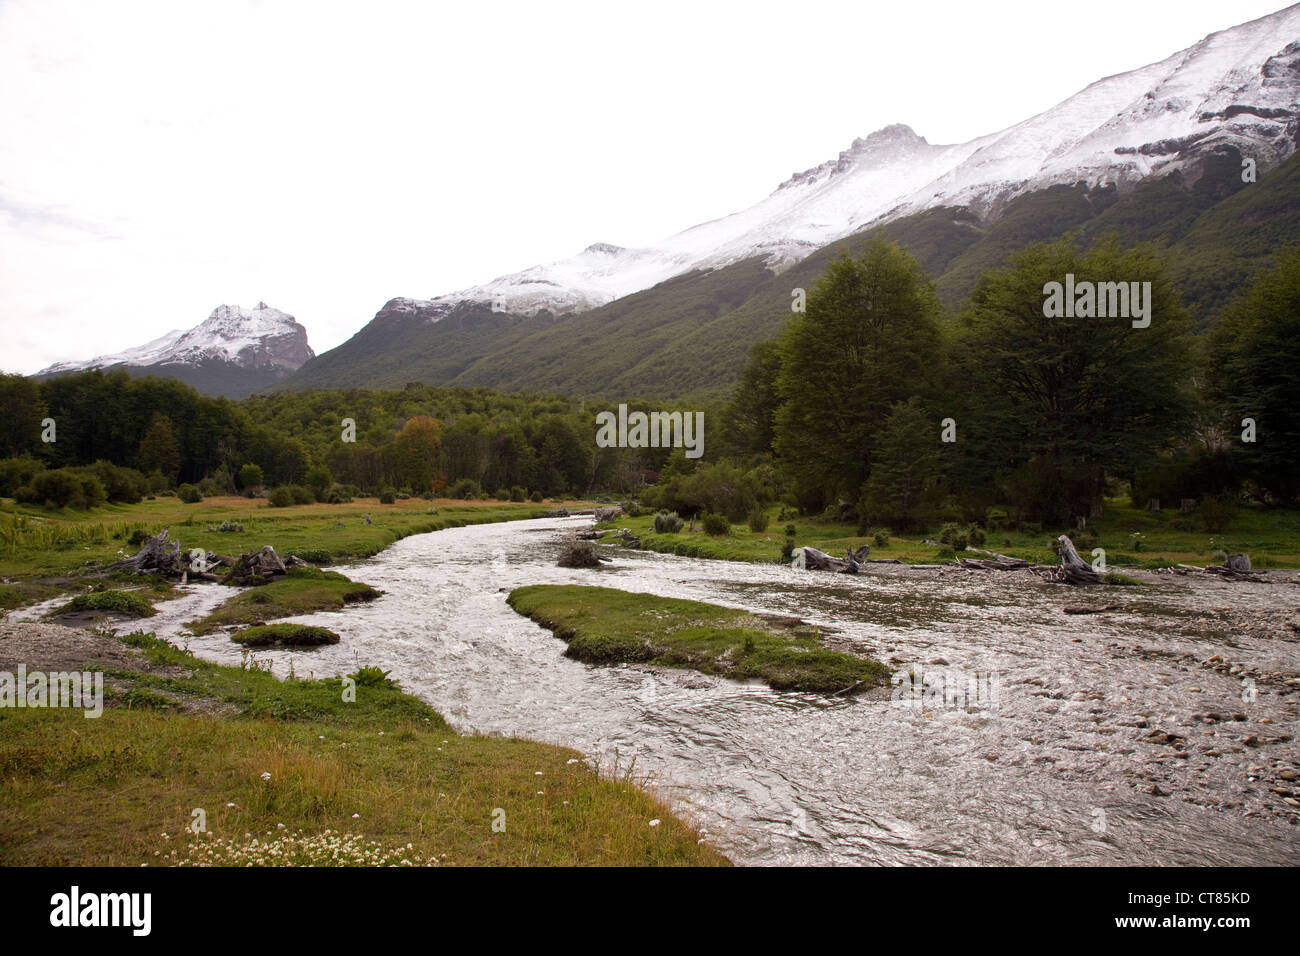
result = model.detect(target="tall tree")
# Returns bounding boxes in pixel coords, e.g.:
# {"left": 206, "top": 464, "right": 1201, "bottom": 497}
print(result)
{"left": 952, "top": 239, "right": 1193, "bottom": 522}
{"left": 392, "top": 415, "right": 443, "bottom": 493}
{"left": 135, "top": 413, "right": 181, "bottom": 481}
{"left": 1207, "top": 246, "right": 1300, "bottom": 503}
{"left": 773, "top": 241, "right": 944, "bottom": 511}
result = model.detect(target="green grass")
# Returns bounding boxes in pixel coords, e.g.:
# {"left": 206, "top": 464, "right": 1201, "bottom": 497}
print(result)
{"left": 0, "top": 631, "right": 725, "bottom": 866}
{"left": 603, "top": 500, "right": 1300, "bottom": 570}
{"left": 231, "top": 623, "right": 341, "bottom": 647}
{"left": 48, "top": 589, "right": 157, "bottom": 619}
{"left": 508, "top": 584, "right": 888, "bottom": 694}
{"left": 187, "top": 566, "right": 381, "bottom": 635}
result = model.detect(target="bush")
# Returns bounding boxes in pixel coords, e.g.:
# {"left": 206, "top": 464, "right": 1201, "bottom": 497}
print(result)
{"left": 746, "top": 506, "right": 770, "bottom": 533}
{"left": 873, "top": 528, "right": 891, "bottom": 548}
{"left": 127, "top": 528, "right": 151, "bottom": 547}
{"left": 85, "top": 461, "right": 146, "bottom": 503}
{"left": 378, "top": 487, "right": 397, "bottom": 504}
{"left": 510, "top": 486, "right": 526, "bottom": 502}
{"left": 653, "top": 510, "right": 684, "bottom": 534}
{"left": 238, "top": 463, "right": 265, "bottom": 492}
{"left": 0, "top": 457, "right": 45, "bottom": 497}
{"left": 494, "top": 487, "right": 511, "bottom": 501}
{"left": 287, "top": 484, "right": 314, "bottom": 505}
{"left": 1197, "top": 495, "right": 1237, "bottom": 533}
{"left": 781, "top": 539, "right": 795, "bottom": 562}
{"left": 207, "top": 520, "right": 245, "bottom": 533}
{"left": 449, "top": 478, "right": 481, "bottom": 500}
{"left": 15, "top": 469, "right": 106, "bottom": 510}
{"left": 232, "top": 624, "right": 340, "bottom": 647}
{"left": 938, "top": 522, "right": 961, "bottom": 545}
{"left": 267, "top": 486, "right": 294, "bottom": 508}
{"left": 701, "top": 512, "right": 729, "bottom": 536}
{"left": 967, "top": 525, "right": 987, "bottom": 548}
{"left": 530, "top": 490, "right": 544, "bottom": 502}
{"left": 177, "top": 483, "right": 202, "bottom": 503}
{"left": 326, "top": 483, "right": 354, "bottom": 504}
{"left": 785, "top": 524, "right": 796, "bottom": 538}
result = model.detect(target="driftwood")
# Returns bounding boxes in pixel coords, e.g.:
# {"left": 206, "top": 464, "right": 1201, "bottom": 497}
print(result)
{"left": 223, "top": 545, "right": 288, "bottom": 586}
{"left": 1042, "top": 535, "right": 1104, "bottom": 585}
{"left": 794, "top": 544, "right": 870, "bottom": 574}
{"left": 592, "top": 506, "right": 623, "bottom": 523}
{"left": 108, "top": 529, "right": 186, "bottom": 575}
{"left": 1063, "top": 604, "right": 1121, "bottom": 615}
{"left": 1154, "top": 554, "right": 1261, "bottom": 582}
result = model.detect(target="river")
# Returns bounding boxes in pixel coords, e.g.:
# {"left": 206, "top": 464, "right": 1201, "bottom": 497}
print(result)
{"left": 41, "top": 514, "right": 1300, "bottom": 865}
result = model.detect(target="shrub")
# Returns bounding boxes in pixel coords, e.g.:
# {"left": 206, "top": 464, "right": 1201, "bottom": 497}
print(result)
{"left": 378, "top": 487, "right": 397, "bottom": 504}
{"left": 15, "top": 469, "right": 106, "bottom": 510}
{"left": 873, "top": 528, "right": 891, "bottom": 548}
{"left": 349, "top": 665, "right": 398, "bottom": 688}
{"left": 449, "top": 478, "right": 481, "bottom": 500}
{"left": 290, "top": 549, "right": 331, "bottom": 564}
{"left": 85, "top": 460, "right": 146, "bottom": 503}
{"left": 747, "top": 506, "right": 770, "bottom": 533}
{"left": 785, "top": 524, "right": 796, "bottom": 538}
{"left": 177, "top": 483, "right": 202, "bottom": 503}
{"left": 701, "top": 512, "right": 729, "bottom": 536}
{"left": 653, "top": 510, "right": 684, "bottom": 534}
{"left": 267, "top": 486, "right": 294, "bottom": 508}
{"left": 231, "top": 624, "right": 340, "bottom": 647}
{"left": 207, "top": 521, "right": 245, "bottom": 533}
{"left": 781, "top": 539, "right": 795, "bottom": 562}
{"left": 305, "top": 464, "right": 333, "bottom": 501}
{"left": 238, "top": 463, "right": 265, "bottom": 491}
{"left": 127, "top": 528, "right": 152, "bottom": 547}
{"left": 530, "top": 490, "right": 544, "bottom": 502}
{"left": 54, "top": 589, "right": 156, "bottom": 618}
{"left": 326, "top": 483, "right": 354, "bottom": 504}
{"left": 1198, "top": 495, "right": 1237, "bottom": 533}
{"left": 0, "top": 457, "right": 45, "bottom": 497}
{"left": 510, "top": 486, "right": 526, "bottom": 502}
{"left": 494, "top": 487, "right": 511, "bottom": 501}
{"left": 966, "top": 524, "right": 986, "bottom": 548}
{"left": 288, "top": 484, "right": 314, "bottom": 505}
{"left": 938, "top": 522, "right": 962, "bottom": 545}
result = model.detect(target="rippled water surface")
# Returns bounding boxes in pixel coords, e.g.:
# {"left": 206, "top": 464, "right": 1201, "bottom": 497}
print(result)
{"left": 85, "top": 516, "right": 1300, "bottom": 865}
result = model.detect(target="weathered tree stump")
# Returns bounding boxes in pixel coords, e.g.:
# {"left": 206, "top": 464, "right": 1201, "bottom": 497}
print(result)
{"left": 223, "top": 545, "right": 288, "bottom": 586}
{"left": 793, "top": 544, "right": 870, "bottom": 574}
{"left": 108, "top": 529, "right": 186, "bottom": 576}
{"left": 1047, "top": 535, "right": 1103, "bottom": 585}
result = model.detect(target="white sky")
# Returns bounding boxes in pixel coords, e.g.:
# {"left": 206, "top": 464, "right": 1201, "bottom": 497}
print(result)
{"left": 0, "top": 0, "right": 1290, "bottom": 373}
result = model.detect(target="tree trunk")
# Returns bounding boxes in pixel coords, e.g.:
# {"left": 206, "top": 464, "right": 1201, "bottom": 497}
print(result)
{"left": 1050, "top": 535, "right": 1103, "bottom": 585}
{"left": 794, "top": 544, "right": 869, "bottom": 574}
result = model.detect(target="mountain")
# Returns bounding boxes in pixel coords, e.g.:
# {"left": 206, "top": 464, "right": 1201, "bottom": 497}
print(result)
{"left": 284, "top": 4, "right": 1300, "bottom": 400}
{"left": 38, "top": 302, "right": 314, "bottom": 399}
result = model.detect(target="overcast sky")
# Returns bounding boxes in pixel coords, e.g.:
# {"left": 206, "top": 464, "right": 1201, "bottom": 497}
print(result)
{"left": 0, "top": 0, "right": 1290, "bottom": 373}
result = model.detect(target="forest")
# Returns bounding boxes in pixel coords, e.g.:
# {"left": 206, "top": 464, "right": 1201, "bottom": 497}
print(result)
{"left": 1, "top": 234, "right": 1296, "bottom": 537}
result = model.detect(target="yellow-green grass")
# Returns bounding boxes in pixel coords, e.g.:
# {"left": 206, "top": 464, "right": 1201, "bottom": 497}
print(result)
{"left": 603, "top": 500, "right": 1300, "bottom": 570}
{"left": 0, "top": 495, "right": 591, "bottom": 606}
{"left": 187, "top": 566, "right": 382, "bottom": 635}
{"left": 0, "top": 631, "right": 726, "bottom": 867}
{"left": 508, "top": 584, "right": 888, "bottom": 694}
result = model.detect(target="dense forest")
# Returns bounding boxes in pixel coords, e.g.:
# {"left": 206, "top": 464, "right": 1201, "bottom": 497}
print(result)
{"left": 1, "top": 234, "right": 1296, "bottom": 534}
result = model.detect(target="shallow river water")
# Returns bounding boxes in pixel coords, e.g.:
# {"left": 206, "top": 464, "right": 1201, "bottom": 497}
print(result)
{"left": 49, "top": 515, "right": 1300, "bottom": 865}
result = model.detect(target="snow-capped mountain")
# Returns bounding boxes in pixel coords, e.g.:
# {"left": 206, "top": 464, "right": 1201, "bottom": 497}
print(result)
{"left": 400, "top": 4, "right": 1299, "bottom": 320}
{"left": 39, "top": 303, "right": 314, "bottom": 398}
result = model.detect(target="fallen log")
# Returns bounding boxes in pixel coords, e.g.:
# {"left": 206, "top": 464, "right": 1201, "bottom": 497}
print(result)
{"left": 793, "top": 544, "right": 870, "bottom": 574}
{"left": 108, "top": 529, "right": 186, "bottom": 576}
{"left": 223, "top": 545, "right": 288, "bottom": 586}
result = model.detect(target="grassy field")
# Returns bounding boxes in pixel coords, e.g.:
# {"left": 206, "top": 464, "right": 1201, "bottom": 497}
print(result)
{"left": 0, "top": 495, "right": 590, "bottom": 611}
{"left": 0, "top": 629, "right": 726, "bottom": 867}
{"left": 601, "top": 500, "right": 1300, "bottom": 569}
{"left": 186, "top": 566, "right": 382, "bottom": 634}
{"left": 508, "top": 584, "right": 888, "bottom": 694}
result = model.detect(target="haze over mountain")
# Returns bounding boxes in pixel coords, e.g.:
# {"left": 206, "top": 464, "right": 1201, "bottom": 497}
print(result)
{"left": 38, "top": 302, "right": 314, "bottom": 399}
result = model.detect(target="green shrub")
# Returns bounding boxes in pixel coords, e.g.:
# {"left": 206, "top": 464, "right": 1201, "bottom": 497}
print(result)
{"left": 747, "top": 506, "right": 770, "bottom": 533}
{"left": 378, "top": 488, "right": 396, "bottom": 504}
{"left": 287, "top": 484, "right": 314, "bottom": 505}
{"left": 289, "top": 549, "right": 331, "bottom": 564}
{"left": 872, "top": 528, "right": 891, "bottom": 548}
{"left": 494, "top": 487, "right": 511, "bottom": 501}
{"left": 781, "top": 538, "right": 795, "bottom": 562}
{"left": 530, "top": 490, "right": 544, "bottom": 502}
{"left": 238, "top": 463, "right": 264, "bottom": 491}
{"left": 177, "top": 483, "right": 202, "bottom": 503}
{"left": 85, "top": 460, "right": 146, "bottom": 503}
{"left": 207, "top": 521, "right": 245, "bottom": 533}
{"left": 15, "top": 469, "right": 106, "bottom": 510}
{"left": 967, "top": 524, "right": 986, "bottom": 548}
{"left": 510, "top": 486, "right": 526, "bottom": 502}
{"left": 231, "top": 624, "right": 340, "bottom": 647}
{"left": 653, "top": 510, "right": 684, "bottom": 534}
{"left": 0, "top": 457, "right": 45, "bottom": 497}
{"left": 1197, "top": 495, "right": 1237, "bottom": 533}
{"left": 701, "top": 512, "right": 729, "bottom": 536}
{"left": 449, "top": 478, "right": 481, "bottom": 500}
{"left": 267, "top": 486, "right": 294, "bottom": 508}
{"left": 53, "top": 589, "right": 156, "bottom": 618}
{"left": 349, "top": 665, "right": 399, "bottom": 688}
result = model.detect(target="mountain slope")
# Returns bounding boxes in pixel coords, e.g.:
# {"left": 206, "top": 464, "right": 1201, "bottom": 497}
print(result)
{"left": 37, "top": 303, "right": 314, "bottom": 399}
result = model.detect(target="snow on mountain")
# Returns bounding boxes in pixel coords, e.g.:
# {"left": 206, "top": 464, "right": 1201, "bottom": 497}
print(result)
{"left": 410, "top": 4, "right": 1300, "bottom": 320}
{"left": 40, "top": 302, "right": 314, "bottom": 375}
